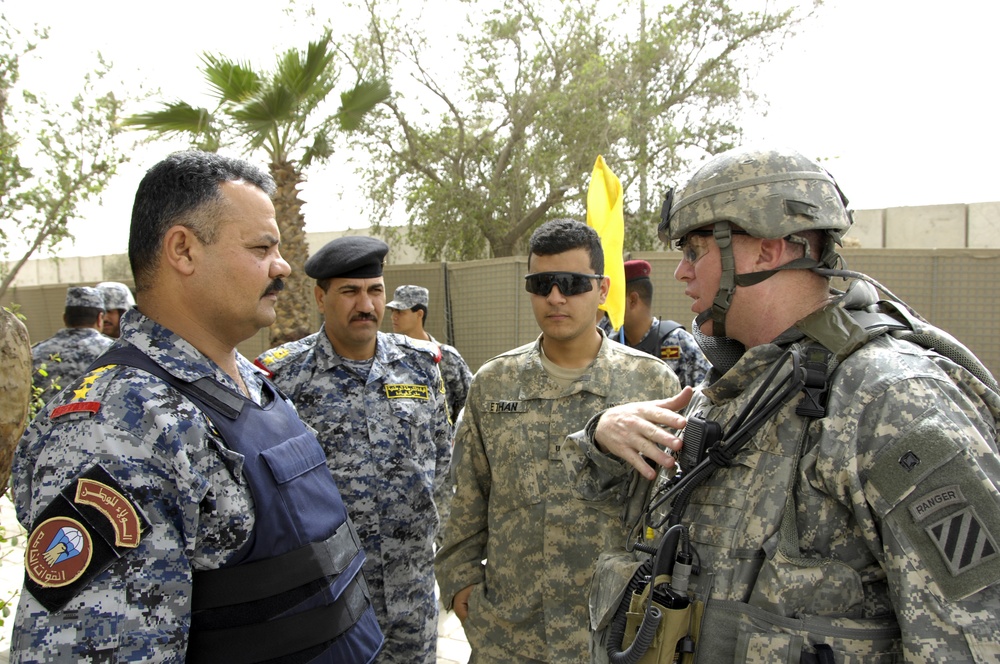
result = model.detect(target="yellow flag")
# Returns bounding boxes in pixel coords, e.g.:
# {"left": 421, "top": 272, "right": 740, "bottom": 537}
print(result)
{"left": 586, "top": 155, "right": 625, "bottom": 330}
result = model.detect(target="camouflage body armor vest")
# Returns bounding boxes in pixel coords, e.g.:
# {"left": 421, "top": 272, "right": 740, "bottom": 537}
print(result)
{"left": 678, "top": 340, "right": 902, "bottom": 663}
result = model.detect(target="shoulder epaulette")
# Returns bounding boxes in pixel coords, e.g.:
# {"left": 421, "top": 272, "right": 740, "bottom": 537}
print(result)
{"left": 48, "top": 364, "right": 120, "bottom": 420}
{"left": 390, "top": 333, "right": 442, "bottom": 363}
{"left": 255, "top": 336, "right": 315, "bottom": 377}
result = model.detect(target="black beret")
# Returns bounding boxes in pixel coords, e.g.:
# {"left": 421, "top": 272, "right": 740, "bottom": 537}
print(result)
{"left": 304, "top": 236, "right": 389, "bottom": 280}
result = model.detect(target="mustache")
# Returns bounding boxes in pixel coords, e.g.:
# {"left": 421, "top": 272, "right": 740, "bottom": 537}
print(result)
{"left": 352, "top": 312, "right": 378, "bottom": 322}
{"left": 262, "top": 279, "right": 285, "bottom": 297}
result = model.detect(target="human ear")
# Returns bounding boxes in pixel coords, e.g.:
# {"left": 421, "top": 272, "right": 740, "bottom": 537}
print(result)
{"left": 162, "top": 225, "right": 199, "bottom": 276}
{"left": 756, "top": 237, "right": 787, "bottom": 270}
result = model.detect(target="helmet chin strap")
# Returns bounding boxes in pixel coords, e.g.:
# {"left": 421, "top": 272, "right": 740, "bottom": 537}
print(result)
{"left": 705, "top": 225, "right": 839, "bottom": 338}
{"left": 707, "top": 223, "right": 737, "bottom": 338}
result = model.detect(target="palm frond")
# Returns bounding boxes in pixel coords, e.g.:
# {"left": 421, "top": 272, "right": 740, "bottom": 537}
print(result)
{"left": 301, "top": 131, "right": 332, "bottom": 168}
{"left": 336, "top": 79, "right": 391, "bottom": 131}
{"left": 275, "top": 30, "right": 337, "bottom": 101}
{"left": 124, "top": 101, "right": 214, "bottom": 135}
{"left": 201, "top": 53, "right": 262, "bottom": 103}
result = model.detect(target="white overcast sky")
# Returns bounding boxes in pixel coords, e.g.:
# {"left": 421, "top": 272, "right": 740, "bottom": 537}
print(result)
{"left": 3, "top": 0, "right": 998, "bottom": 258}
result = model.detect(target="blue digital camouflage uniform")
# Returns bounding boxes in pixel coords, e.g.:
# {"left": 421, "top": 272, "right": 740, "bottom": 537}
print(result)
{"left": 613, "top": 318, "right": 710, "bottom": 388}
{"left": 426, "top": 333, "right": 471, "bottom": 548}
{"left": 256, "top": 329, "right": 452, "bottom": 664}
{"left": 435, "top": 335, "right": 679, "bottom": 663}
{"left": 428, "top": 333, "right": 472, "bottom": 425}
{"left": 12, "top": 309, "right": 261, "bottom": 662}
{"left": 574, "top": 296, "right": 1000, "bottom": 663}
{"left": 31, "top": 327, "right": 113, "bottom": 401}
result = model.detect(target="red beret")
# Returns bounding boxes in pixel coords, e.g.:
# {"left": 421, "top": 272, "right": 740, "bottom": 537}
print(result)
{"left": 624, "top": 259, "right": 652, "bottom": 282}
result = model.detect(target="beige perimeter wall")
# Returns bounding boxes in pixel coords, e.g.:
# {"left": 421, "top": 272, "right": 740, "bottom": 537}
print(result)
{"left": 7, "top": 248, "right": 999, "bottom": 382}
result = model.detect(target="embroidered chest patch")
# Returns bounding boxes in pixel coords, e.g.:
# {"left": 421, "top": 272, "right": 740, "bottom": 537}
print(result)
{"left": 385, "top": 384, "right": 429, "bottom": 400}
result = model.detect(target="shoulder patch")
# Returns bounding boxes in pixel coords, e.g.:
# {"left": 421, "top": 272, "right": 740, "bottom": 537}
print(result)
{"left": 25, "top": 464, "right": 150, "bottom": 612}
{"left": 393, "top": 334, "right": 442, "bottom": 363}
{"left": 51, "top": 401, "right": 101, "bottom": 419}
{"left": 867, "top": 412, "right": 1000, "bottom": 601}
{"left": 49, "top": 364, "right": 118, "bottom": 419}
{"left": 660, "top": 345, "right": 681, "bottom": 360}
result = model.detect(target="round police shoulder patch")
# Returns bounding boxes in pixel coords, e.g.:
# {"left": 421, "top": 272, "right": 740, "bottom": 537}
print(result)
{"left": 26, "top": 516, "right": 94, "bottom": 589}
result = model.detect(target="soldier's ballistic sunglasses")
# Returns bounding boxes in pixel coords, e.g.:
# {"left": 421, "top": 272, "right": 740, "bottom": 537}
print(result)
{"left": 524, "top": 271, "right": 604, "bottom": 297}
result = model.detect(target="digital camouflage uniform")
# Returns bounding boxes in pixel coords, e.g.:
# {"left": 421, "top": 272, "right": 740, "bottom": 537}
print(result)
{"left": 574, "top": 296, "right": 1000, "bottom": 662}
{"left": 12, "top": 310, "right": 262, "bottom": 662}
{"left": 426, "top": 333, "right": 471, "bottom": 548}
{"left": 256, "top": 329, "right": 452, "bottom": 664}
{"left": 614, "top": 318, "right": 710, "bottom": 388}
{"left": 435, "top": 335, "right": 679, "bottom": 663}
{"left": 31, "top": 327, "right": 113, "bottom": 401}
{"left": 428, "top": 333, "right": 473, "bottom": 425}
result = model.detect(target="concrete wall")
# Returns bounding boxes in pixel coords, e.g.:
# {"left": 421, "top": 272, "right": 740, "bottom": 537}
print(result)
{"left": 844, "top": 201, "right": 1000, "bottom": 249}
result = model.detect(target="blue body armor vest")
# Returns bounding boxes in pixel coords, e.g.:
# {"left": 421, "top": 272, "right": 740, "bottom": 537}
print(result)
{"left": 95, "top": 346, "right": 384, "bottom": 664}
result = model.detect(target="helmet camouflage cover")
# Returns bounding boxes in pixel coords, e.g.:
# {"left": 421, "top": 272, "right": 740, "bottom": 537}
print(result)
{"left": 659, "top": 146, "right": 853, "bottom": 244}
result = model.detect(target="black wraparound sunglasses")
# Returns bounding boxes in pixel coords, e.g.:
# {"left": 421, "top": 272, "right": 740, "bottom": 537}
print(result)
{"left": 524, "top": 271, "right": 604, "bottom": 297}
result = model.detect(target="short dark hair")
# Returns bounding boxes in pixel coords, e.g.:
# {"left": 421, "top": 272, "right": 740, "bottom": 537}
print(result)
{"left": 64, "top": 306, "right": 102, "bottom": 327}
{"left": 128, "top": 151, "right": 276, "bottom": 292}
{"left": 626, "top": 278, "right": 653, "bottom": 307}
{"left": 412, "top": 304, "right": 428, "bottom": 325}
{"left": 527, "top": 219, "right": 604, "bottom": 274}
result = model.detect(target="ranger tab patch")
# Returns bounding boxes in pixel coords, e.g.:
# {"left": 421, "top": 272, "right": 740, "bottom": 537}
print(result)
{"left": 385, "top": 384, "right": 429, "bottom": 400}
{"left": 25, "top": 464, "right": 150, "bottom": 612}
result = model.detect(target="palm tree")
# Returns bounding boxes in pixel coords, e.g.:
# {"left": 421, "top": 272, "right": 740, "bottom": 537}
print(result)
{"left": 127, "top": 31, "right": 389, "bottom": 345}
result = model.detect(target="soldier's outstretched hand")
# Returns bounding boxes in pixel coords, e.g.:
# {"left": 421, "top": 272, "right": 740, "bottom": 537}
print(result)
{"left": 594, "top": 387, "right": 693, "bottom": 480}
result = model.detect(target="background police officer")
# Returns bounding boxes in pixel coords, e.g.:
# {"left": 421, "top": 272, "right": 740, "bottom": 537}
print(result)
{"left": 614, "top": 259, "right": 710, "bottom": 387}
{"left": 386, "top": 284, "right": 472, "bottom": 425}
{"left": 30, "top": 286, "right": 113, "bottom": 402}
{"left": 96, "top": 281, "right": 135, "bottom": 338}
{"left": 256, "top": 236, "right": 451, "bottom": 664}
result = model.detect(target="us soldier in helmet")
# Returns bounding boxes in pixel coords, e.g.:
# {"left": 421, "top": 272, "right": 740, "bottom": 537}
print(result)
{"left": 571, "top": 146, "right": 1000, "bottom": 662}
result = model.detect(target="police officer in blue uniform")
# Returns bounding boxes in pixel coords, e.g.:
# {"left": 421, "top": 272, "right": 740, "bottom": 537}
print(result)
{"left": 256, "top": 236, "right": 452, "bottom": 664}
{"left": 11, "top": 151, "right": 383, "bottom": 663}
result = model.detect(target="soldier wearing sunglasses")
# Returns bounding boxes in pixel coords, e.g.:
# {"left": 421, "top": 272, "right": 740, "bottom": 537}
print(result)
{"left": 435, "top": 219, "right": 680, "bottom": 663}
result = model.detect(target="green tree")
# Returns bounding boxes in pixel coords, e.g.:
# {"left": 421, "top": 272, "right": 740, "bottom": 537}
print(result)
{"left": 126, "top": 31, "right": 389, "bottom": 345}
{"left": 349, "top": 0, "right": 817, "bottom": 260}
{"left": 0, "top": 18, "right": 135, "bottom": 300}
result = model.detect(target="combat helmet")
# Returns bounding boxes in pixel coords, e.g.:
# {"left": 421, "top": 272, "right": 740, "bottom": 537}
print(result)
{"left": 657, "top": 146, "right": 854, "bottom": 337}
